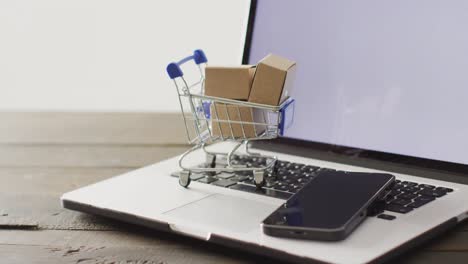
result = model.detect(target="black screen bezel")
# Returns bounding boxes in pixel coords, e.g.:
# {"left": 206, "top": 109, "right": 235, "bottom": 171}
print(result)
{"left": 243, "top": 0, "right": 468, "bottom": 179}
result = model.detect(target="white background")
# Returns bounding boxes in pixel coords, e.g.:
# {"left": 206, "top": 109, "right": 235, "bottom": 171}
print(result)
{"left": 0, "top": 0, "right": 250, "bottom": 112}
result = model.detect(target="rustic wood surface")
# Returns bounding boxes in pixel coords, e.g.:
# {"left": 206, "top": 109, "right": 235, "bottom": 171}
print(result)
{"left": 1, "top": 112, "right": 468, "bottom": 264}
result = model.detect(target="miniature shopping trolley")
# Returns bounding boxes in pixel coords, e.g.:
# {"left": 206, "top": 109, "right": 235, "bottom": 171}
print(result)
{"left": 166, "top": 50, "right": 295, "bottom": 188}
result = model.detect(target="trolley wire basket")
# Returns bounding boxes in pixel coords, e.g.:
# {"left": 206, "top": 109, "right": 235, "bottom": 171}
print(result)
{"left": 166, "top": 49, "right": 295, "bottom": 188}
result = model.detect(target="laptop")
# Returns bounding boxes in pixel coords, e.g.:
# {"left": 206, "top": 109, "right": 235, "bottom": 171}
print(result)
{"left": 61, "top": 0, "right": 468, "bottom": 263}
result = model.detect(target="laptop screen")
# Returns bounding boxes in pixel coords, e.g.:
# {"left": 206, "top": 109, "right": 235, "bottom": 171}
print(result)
{"left": 248, "top": 0, "right": 468, "bottom": 165}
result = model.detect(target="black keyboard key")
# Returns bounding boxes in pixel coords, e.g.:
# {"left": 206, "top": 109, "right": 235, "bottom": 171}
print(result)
{"left": 190, "top": 173, "right": 206, "bottom": 180}
{"left": 389, "top": 190, "right": 402, "bottom": 198}
{"left": 278, "top": 175, "right": 289, "bottom": 181}
{"left": 296, "top": 178, "right": 309, "bottom": 184}
{"left": 276, "top": 168, "right": 288, "bottom": 175}
{"left": 274, "top": 183, "right": 290, "bottom": 192}
{"left": 290, "top": 163, "right": 304, "bottom": 170}
{"left": 401, "top": 186, "right": 421, "bottom": 194}
{"left": 398, "top": 193, "right": 418, "bottom": 200}
{"left": 197, "top": 177, "right": 218, "bottom": 184}
{"left": 241, "top": 179, "right": 255, "bottom": 187}
{"left": 287, "top": 170, "right": 301, "bottom": 178}
{"left": 251, "top": 157, "right": 267, "bottom": 165}
{"left": 419, "top": 188, "right": 447, "bottom": 198}
{"left": 283, "top": 178, "right": 295, "bottom": 185}
{"left": 414, "top": 195, "right": 435, "bottom": 203}
{"left": 198, "top": 162, "right": 223, "bottom": 168}
{"left": 390, "top": 198, "right": 412, "bottom": 206}
{"left": 278, "top": 161, "right": 291, "bottom": 168}
{"left": 230, "top": 159, "right": 241, "bottom": 166}
{"left": 402, "top": 181, "right": 418, "bottom": 187}
{"left": 216, "top": 172, "right": 234, "bottom": 179}
{"left": 250, "top": 161, "right": 266, "bottom": 167}
{"left": 318, "top": 168, "right": 336, "bottom": 173}
{"left": 229, "top": 175, "right": 249, "bottom": 182}
{"left": 264, "top": 172, "right": 275, "bottom": 179}
{"left": 296, "top": 182, "right": 307, "bottom": 188}
{"left": 241, "top": 156, "right": 253, "bottom": 161}
{"left": 212, "top": 179, "right": 237, "bottom": 187}
{"left": 229, "top": 184, "right": 256, "bottom": 193}
{"left": 408, "top": 199, "right": 432, "bottom": 209}
{"left": 235, "top": 170, "right": 253, "bottom": 176}
{"left": 278, "top": 185, "right": 290, "bottom": 192}
{"left": 368, "top": 200, "right": 386, "bottom": 216}
{"left": 436, "top": 187, "right": 453, "bottom": 193}
{"left": 230, "top": 184, "right": 292, "bottom": 199}
{"left": 419, "top": 184, "right": 435, "bottom": 189}
{"left": 290, "top": 185, "right": 302, "bottom": 193}
{"left": 301, "top": 165, "right": 319, "bottom": 173}
{"left": 386, "top": 204, "right": 413, "bottom": 214}
{"left": 377, "top": 214, "right": 396, "bottom": 220}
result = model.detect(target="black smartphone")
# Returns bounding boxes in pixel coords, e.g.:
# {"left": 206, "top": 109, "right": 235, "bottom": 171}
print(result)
{"left": 262, "top": 170, "right": 395, "bottom": 241}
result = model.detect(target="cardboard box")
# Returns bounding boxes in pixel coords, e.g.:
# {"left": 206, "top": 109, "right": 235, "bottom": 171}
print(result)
{"left": 248, "top": 54, "right": 296, "bottom": 105}
{"left": 211, "top": 103, "right": 258, "bottom": 138}
{"left": 204, "top": 66, "right": 256, "bottom": 100}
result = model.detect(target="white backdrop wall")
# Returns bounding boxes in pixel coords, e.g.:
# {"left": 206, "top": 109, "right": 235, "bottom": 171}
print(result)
{"left": 0, "top": 0, "right": 250, "bottom": 112}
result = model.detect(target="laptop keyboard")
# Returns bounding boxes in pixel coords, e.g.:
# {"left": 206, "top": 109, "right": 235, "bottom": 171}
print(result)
{"left": 172, "top": 155, "right": 453, "bottom": 220}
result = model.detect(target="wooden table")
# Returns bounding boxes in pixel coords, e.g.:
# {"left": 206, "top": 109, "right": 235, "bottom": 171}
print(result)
{"left": 1, "top": 112, "right": 467, "bottom": 264}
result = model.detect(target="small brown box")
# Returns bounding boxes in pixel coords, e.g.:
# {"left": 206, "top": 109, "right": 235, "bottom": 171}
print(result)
{"left": 249, "top": 54, "right": 296, "bottom": 105}
{"left": 211, "top": 103, "right": 258, "bottom": 139}
{"left": 205, "top": 66, "right": 256, "bottom": 100}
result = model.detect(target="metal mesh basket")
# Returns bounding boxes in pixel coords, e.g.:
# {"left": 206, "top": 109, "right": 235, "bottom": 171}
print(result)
{"left": 166, "top": 50, "right": 294, "bottom": 188}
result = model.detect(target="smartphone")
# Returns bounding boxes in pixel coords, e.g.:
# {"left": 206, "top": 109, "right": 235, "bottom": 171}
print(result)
{"left": 262, "top": 170, "right": 395, "bottom": 241}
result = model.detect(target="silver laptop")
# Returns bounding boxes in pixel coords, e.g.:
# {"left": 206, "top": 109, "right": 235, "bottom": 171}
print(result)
{"left": 61, "top": 1, "right": 468, "bottom": 263}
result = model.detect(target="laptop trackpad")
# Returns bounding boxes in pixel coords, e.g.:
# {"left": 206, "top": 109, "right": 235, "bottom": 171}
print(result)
{"left": 164, "top": 194, "right": 277, "bottom": 233}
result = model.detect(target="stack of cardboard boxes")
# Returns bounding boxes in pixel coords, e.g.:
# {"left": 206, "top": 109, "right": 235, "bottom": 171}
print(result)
{"left": 205, "top": 54, "right": 296, "bottom": 139}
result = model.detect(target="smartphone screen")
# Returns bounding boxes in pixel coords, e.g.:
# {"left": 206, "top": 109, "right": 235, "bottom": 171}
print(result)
{"left": 263, "top": 171, "right": 394, "bottom": 237}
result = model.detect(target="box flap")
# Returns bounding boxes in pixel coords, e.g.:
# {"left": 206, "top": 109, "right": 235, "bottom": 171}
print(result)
{"left": 205, "top": 65, "right": 256, "bottom": 100}
{"left": 207, "top": 65, "right": 256, "bottom": 70}
{"left": 260, "top": 54, "right": 296, "bottom": 71}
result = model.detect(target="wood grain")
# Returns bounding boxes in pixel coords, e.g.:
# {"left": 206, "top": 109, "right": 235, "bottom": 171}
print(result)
{"left": 0, "top": 167, "right": 130, "bottom": 194}
{"left": 0, "top": 144, "right": 187, "bottom": 168}
{"left": 0, "top": 193, "right": 116, "bottom": 231}
{"left": 0, "top": 227, "right": 271, "bottom": 264}
{"left": 0, "top": 244, "right": 270, "bottom": 264}
{"left": 0, "top": 112, "right": 188, "bottom": 144}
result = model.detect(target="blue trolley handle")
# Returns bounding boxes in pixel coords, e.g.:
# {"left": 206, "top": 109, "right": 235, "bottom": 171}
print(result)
{"left": 166, "top": 49, "right": 208, "bottom": 79}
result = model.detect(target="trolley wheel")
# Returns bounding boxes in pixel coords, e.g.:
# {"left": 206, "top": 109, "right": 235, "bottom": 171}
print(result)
{"left": 206, "top": 153, "right": 217, "bottom": 168}
{"left": 179, "top": 171, "right": 191, "bottom": 188}
{"left": 253, "top": 171, "right": 265, "bottom": 189}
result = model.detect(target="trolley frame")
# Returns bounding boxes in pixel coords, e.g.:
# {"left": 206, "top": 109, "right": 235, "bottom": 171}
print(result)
{"left": 166, "top": 50, "right": 295, "bottom": 188}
